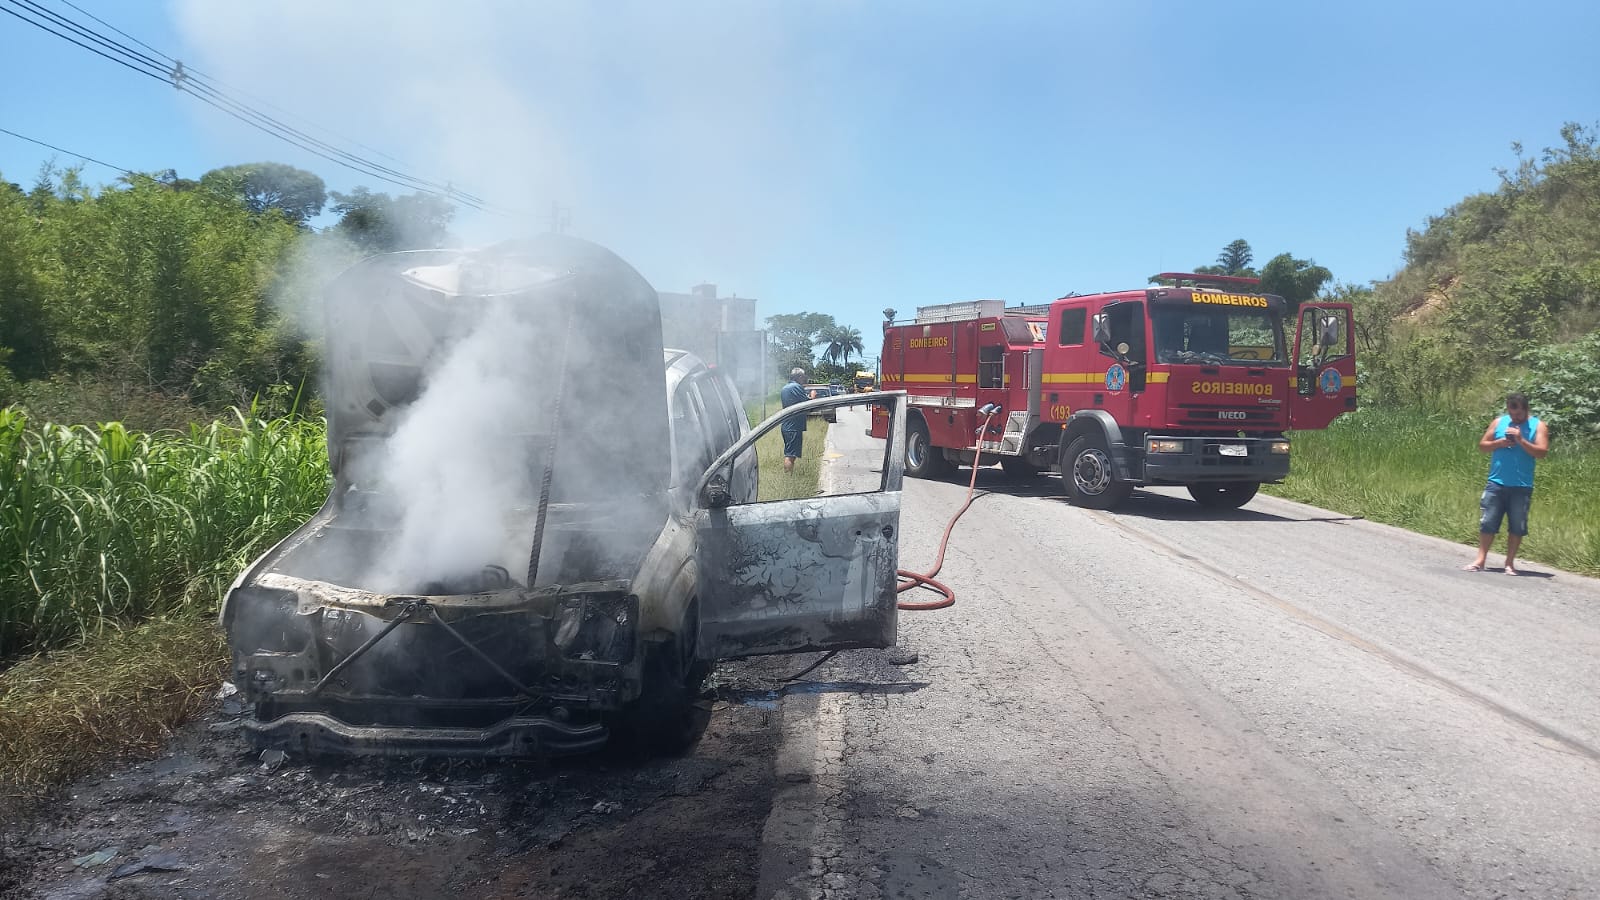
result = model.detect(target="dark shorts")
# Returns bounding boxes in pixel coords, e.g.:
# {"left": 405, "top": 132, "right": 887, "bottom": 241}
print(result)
{"left": 782, "top": 428, "right": 804, "bottom": 459}
{"left": 1479, "top": 481, "right": 1533, "bottom": 536}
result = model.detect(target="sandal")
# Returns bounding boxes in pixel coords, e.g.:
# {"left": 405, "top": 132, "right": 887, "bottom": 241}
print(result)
{"left": 1462, "top": 563, "right": 1484, "bottom": 572}
{"left": 1504, "top": 566, "right": 1520, "bottom": 576}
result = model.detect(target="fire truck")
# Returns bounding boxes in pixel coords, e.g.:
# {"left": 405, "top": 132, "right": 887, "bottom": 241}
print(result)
{"left": 869, "top": 273, "right": 1356, "bottom": 509}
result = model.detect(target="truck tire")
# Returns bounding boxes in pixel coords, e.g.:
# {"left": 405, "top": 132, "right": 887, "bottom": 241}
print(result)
{"left": 999, "top": 456, "right": 1040, "bottom": 478}
{"left": 1062, "top": 433, "right": 1132, "bottom": 509}
{"left": 1186, "top": 481, "right": 1259, "bottom": 509}
{"left": 905, "top": 418, "right": 951, "bottom": 479}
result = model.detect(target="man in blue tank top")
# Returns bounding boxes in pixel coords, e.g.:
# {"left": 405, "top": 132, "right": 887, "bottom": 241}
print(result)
{"left": 1464, "top": 392, "right": 1549, "bottom": 575}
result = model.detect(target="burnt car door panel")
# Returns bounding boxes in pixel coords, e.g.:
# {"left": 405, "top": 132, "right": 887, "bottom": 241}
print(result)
{"left": 693, "top": 393, "right": 907, "bottom": 659}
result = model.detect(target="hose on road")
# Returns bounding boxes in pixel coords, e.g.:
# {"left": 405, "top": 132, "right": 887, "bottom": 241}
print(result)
{"left": 895, "top": 409, "right": 997, "bottom": 611}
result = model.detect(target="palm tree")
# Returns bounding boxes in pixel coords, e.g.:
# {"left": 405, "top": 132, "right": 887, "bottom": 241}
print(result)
{"left": 820, "top": 326, "right": 865, "bottom": 367}
{"left": 837, "top": 326, "right": 864, "bottom": 365}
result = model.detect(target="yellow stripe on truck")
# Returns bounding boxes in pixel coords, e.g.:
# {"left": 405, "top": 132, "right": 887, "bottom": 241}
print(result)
{"left": 882, "top": 374, "right": 978, "bottom": 384}
{"left": 1041, "top": 372, "right": 1171, "bottom": 384}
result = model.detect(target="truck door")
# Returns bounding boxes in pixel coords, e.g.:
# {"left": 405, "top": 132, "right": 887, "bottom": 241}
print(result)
{"left": 1092, "top": 300, "right": 1147, "bottom": 423}
{"left": 1290, "top": 303, "right": 1356, "bottom": 430}
{"left": 692, "top": 393, "right": 907, "bottom": 659}
{"left": 976, "top": 323, "right": 1009, "bottom": 448}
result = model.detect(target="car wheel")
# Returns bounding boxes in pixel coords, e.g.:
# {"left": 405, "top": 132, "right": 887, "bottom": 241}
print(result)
{"left": 1186, "top": 481, "right": 1259, "bottom": 509}
{"left": 612, "top": 608, "right": 710, "bottom": 757}
{"left": 905, "top": 418, "right": 950, "bottom": 478}
{"left": 1061, "top": 433, "right": 1132, "bottom": 509}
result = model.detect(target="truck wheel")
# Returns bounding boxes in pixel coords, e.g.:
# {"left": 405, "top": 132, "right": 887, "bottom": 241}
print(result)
{"left": 1062, "top": 434, "right": 1132, "bottom": 509}
{"left": 905, "top": 418, "right": 950, "bottom": 478}
{"left": 1186, "top": 481, "right": 1259, "bottom": 509}
{"left": 999, "top": 456, "right": 1040, "bottom": 478}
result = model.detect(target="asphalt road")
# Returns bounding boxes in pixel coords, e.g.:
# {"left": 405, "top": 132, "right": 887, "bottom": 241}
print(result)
{"left": 758, "top": 406, "right": 1600, "bottom": 899}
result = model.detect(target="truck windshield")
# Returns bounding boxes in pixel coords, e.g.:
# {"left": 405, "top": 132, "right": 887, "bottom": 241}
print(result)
{"left": 1151, "top": 307, "right": 1284, "bottom": 366}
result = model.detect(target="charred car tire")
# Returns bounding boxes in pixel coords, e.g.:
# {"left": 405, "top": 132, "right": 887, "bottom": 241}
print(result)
{"left": 1062, "top": 433, "right": 1132, "bottom": 510}
{"left": 1186, "top": 481, "right": 1259, "bottom": 509}
{"left": 999, "top": 456, "right": 1041, "bottom": 478}
{"left": 905, "top": 418, "right": 950, "bottom": 479}
{"left": 612, "top": 608, "right": 711, "bottom": 757}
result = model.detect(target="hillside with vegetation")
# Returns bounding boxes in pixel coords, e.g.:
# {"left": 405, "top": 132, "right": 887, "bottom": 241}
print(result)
{"left": 1347, "top": 122, "right": 1600, "bottom": 434}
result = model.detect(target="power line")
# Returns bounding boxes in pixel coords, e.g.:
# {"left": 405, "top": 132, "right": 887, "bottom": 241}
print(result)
{"left": 0, "top": 124, "right": 134, "bottom": 175}
{"left": 2, "top": 0, "right": 506, "bottom": 212}
{"left": 0, "top": 3, "right": 166, "bottom": 82}
{"left": 14, "top": 0, "right": 170, "bottom": 74}
{"left": 57, "top": 0, "right": 413, "bottom": 171}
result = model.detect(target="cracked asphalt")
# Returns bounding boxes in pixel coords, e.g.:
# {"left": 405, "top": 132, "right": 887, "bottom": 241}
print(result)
{"left": 757, "top": 407, "right": 1600, "bottom": 899}
{"left": 5, "top": 405, "right": 1598, "bottom": 899}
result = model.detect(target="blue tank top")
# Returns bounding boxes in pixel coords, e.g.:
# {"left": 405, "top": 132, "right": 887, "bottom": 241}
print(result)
{"left": 1488, "top": 414, "right": 1539, "bottom": 487}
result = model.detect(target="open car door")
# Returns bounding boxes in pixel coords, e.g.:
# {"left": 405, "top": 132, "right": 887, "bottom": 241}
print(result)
{"left": 1290, "top": 303, "right": 1357, "bottom": 431}
{"left": 692, "top": 392, "right": 907, "bottom": 660}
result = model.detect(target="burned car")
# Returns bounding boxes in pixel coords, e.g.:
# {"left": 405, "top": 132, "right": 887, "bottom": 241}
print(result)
{"left": 221, "top": 236, "right": 908, "bottom": 756}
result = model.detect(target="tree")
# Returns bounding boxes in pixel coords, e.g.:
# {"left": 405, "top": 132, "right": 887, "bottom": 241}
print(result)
{"left": 330, "top": 187, "right": 455, "bottom": 253}
{"left": 1213, "top": 239, "right": 1255, "bottom": 276}
{"left": 200, "top": 162, "right": 327, "bottom": 224}
{"left": 820, "top": 325, "right": 864, "bottom": 366}
{"left": 766, "top": 312, "right": 834, "bottom": 378}
{"left": 1258, "top": 253, "right": 1332, "bottom": 315}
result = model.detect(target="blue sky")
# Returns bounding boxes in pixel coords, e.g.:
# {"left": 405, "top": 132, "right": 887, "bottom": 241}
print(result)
{"left": 3, "top": 1, "right": 1597, "bottom": 364}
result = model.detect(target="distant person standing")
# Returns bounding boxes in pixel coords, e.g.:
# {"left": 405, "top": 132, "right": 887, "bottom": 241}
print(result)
{"left": 1465, "top": 392, "right": 1549, "bottom": 575}
{"left": 780, "top": 367, "right": 808, "bottom": 474}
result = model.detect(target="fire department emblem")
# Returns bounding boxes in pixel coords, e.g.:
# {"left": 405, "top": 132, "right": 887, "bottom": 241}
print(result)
{"left": 1319, "top": 367, "right": 1342, "bottom": 396}
{"left": 1104, "top": 364, "right": 1126, "bottom": 392}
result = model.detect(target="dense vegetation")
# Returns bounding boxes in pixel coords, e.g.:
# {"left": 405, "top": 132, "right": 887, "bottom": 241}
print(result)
{"left": 0, "top": 407, "right": 327, "bottom": 660}
{"left": 0, "top": 163, "right": 453, "bottom": 426}
{"left": 1344, "top": 122, "right": 1600, "bottom": 428}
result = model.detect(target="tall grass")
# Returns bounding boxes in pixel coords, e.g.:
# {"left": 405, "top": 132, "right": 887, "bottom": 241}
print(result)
{"left": 754, "top": 419, "right": 829, "bottom": 502}
{"left": 1266, "top": 407, "right": 1600, "bottom": 575}
{"left": 0, "top": 406, "right": 328, "bottom": 659}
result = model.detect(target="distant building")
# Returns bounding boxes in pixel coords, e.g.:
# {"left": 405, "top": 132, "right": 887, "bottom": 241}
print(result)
{"left": 658, "top": 284, "right": 764, "bottom": 401}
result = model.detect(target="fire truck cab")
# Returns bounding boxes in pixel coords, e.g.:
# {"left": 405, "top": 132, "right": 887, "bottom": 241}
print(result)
{"left": 872, "top": 275, "right": 1356, "bottom": 510}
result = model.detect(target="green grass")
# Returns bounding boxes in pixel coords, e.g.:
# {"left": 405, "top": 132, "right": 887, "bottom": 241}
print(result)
{"left": 742, "top": 392, "right": 829, "bottom": 501}
{"left": 1264, "top": 407, "right": 1600, "bottom": 575}
{"left": 0, "top": 405, "right": 328, "bottom": 660}
{"left": 752, "top": 414, "right": 829, "bottom": 502}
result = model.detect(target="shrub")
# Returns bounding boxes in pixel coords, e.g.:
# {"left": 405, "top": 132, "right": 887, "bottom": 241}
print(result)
{"left": 1515, "top": 331, "right": 1600, "bottom": 440}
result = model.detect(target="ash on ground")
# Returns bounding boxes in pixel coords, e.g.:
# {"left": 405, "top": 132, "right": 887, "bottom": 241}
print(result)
{"left": 1, "top": 658, "right": 798, "bottom": 900}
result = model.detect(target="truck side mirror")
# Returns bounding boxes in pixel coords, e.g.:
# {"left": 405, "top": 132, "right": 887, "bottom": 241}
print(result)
{"left": 1319, "top": 315, "right": 1341, "bottom": 351}
{"left": 1091, "top": 314, "right": 1111, "bottom": 346}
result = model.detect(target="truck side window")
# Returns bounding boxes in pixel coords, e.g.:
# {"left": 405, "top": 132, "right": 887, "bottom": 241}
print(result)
{"left": 1106, "top": 302, "right": 1146, "bottom": 365}
{"left": 978, "top": 345, "right": 1004, "bottom": 388}
{"left": 1057, "top": 308, "right": 1086, "bottom": 347}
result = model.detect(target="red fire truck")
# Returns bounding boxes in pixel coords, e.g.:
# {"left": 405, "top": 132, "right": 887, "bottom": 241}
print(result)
{"left": 869, "top": 274, "right": 1356, "bottom": 509}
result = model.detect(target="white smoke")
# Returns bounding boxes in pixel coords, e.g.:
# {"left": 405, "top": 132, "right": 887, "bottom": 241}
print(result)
{"left": 169, "top": 1, "right": 846, "bottom": 283}
{"left": 356, "top": 299, "right": 548, "bottom": 592}
{"left": 169, "top": 2, "right": 831, "bottom": 592}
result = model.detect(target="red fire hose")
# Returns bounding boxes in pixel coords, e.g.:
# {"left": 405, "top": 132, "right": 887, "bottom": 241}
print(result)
{"left": 895, "top": 410, "right": 997, "bottom": 611}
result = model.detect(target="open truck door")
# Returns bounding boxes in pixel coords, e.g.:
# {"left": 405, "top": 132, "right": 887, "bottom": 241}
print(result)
{"left": 692, "top": 392, "right": 907, "bottom": 659}
{"left": 1291, "top": 303, "right": 1357, "bottom": 431}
